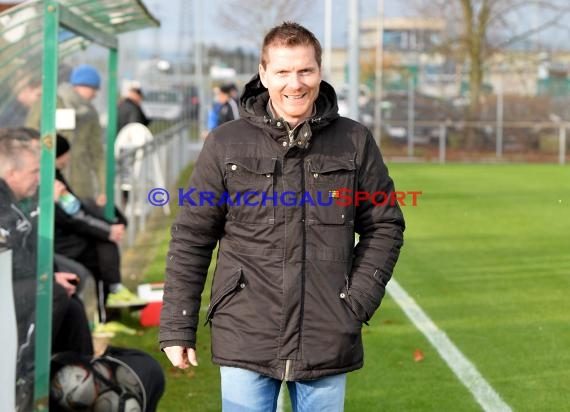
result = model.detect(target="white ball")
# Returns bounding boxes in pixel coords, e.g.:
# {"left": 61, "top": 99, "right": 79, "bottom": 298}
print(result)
{"left": 52, "top": 364, "right": 97, "bottom": 410}
{"left": 93, "top": 390, "right": 142, "bottom": 412}
{"left": 124, "top": 396, "right": 143, "bottom": 412}
{"left": 93, "top": 390, "right": 119, "bottom": 412}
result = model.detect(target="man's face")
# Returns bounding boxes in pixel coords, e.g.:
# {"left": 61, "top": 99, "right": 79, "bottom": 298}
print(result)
{"left": 75, "top": 85, "right": 98, "bottom": 101}
{"left": 55, "top": 151, "right": 70, "bottom": 171}
{"left": 19, "top": 84, "right": 42, "bottom": 108}
{"left": 6, "top": 150, "right": 40, "bottom": 201}
{"left": 259, "top": 44, "right": 322, "bottom": 128}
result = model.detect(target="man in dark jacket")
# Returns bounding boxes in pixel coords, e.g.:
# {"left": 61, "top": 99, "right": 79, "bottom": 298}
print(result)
{"left": 54, "top": 135, "right": 143, "bottom": 318}
{"left": 0, "top": 127, "right": 93, "bottom": 411}
{"left": 117, "top": 81, "right": 150, "bottom": 132}
{"left": 159, "top": 22, "right": 405, "bottom": 411}
{"left": 215, "top": 84, "right": 238, "bottom": 126}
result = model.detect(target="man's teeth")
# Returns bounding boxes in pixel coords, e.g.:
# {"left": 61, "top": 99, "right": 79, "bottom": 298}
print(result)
{"left": 285, "top": 94, "right": 304, "bottom": 99}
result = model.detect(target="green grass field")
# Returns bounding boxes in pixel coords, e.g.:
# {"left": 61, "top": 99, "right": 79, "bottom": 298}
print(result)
{"left": 114, "top": 163, "right": 570, "bottom": 411}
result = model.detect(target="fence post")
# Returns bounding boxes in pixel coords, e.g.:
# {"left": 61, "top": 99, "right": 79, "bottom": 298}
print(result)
{"left": 407, "top": 77, "right": 415, "bottom": 159}
{"left": 559, "top": 124, "right": 567, "bottom": 165}
{"left": 139, "top": 149, "right": 147, "bottom": 233}
{"left": 439, "top": 123, "right": 446, "bottom": 164}
{"left": 496, "top": 79, "right": 503, "bottom": 159}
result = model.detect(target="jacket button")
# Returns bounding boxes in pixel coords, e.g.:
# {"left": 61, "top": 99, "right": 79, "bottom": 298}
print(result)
{"left": 277, "top": 121, "right": 282, "bottom": 127}
{"left": 266, "top": 173, "right": 271, "bottom": 177}
{"left": 313, "top": 173, "right": 319, "bottom": 178}
{"left": 239, "top": 283, "right": 246, "bottom": 289}
{"left": 282, "top": 141, "right": 287, "bottom": 147}
{"left": 231, "top": 164, "right": 237, "bottom": 171}
{"left": 339, "top": 292, "right": 346, "bottom": 299}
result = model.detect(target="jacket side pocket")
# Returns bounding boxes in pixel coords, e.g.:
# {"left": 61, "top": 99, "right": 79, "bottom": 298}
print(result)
{"left": 205, "top": 268, "right": 245, "bottom": 325}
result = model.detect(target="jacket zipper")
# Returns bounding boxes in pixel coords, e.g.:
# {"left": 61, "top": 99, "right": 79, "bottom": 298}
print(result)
{"left": 288, "top": 129, "right": 294, "bottom": 146}
{"left": 204, "top": 272, "right": 242, "bottom": 325}
{"left": 11, "top": 204, "right": 31, "bottom": 248}
{"left": 296, "top": 158, "right": 308, "bottom": 364}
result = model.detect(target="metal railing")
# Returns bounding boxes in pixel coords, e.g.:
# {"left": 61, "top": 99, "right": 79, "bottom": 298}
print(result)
{"left": 379, "top": 120, "right": 569, "bottom": 164}
{"left": 115, "top": 120, "right": 202, "bottom": 246}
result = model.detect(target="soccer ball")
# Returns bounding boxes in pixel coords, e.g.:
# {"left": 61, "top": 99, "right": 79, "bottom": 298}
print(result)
{"left": 51, "top": 364, "right": 97, "bottom": 410}
{"left": 93, "top": 390, "right": 119, "bottom": 412}
{"left": 93, "top": 390, "right": 142, "bottom": 412}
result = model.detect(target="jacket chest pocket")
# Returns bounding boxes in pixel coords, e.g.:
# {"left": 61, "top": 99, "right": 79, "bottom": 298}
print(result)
{"left": 225, "top": 157, "right": 277, "bottom": 224}
{"left": 306, "top": 154, "right": 356, "bottom": 225}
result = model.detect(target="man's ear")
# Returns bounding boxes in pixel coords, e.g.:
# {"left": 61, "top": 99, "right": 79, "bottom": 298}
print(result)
{"left": 259, "top": 64, "right": 267, "bottom": 88}
{"left": 3, "top": 167, "right": 16, "bottom": 187}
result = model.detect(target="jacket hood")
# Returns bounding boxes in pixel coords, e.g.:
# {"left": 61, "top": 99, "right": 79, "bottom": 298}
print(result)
{"left": 239, "top": 74, "right": 340, "bottom": 137}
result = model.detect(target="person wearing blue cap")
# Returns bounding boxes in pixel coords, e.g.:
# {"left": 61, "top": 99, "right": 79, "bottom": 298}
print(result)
{"left": 26, "top": 64, "right": 106, "bottom": 204}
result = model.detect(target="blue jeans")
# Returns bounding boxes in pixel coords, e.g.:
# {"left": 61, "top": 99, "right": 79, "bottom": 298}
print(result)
{"left": 220, "top": 366, "right": 346, "bottom": 412}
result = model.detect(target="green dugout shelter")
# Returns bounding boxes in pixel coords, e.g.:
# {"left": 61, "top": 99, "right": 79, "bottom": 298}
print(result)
{"left": 0, "top": 0, "right": 159, "bottom": 409}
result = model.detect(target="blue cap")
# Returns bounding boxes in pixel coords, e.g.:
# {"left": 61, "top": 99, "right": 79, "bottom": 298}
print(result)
{"left": 70, "top": 64, "right": 101, "bottom": 89}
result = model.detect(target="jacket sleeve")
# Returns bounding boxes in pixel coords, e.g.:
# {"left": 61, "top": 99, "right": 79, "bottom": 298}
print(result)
{"left": 159, "top": 135, "right": 227, "bottom": 350}
{"left": 56, "top": 205, "right": 112, "bottom": 240}
{"left": 348, "top": 132, "right": 405, "bottom": 323}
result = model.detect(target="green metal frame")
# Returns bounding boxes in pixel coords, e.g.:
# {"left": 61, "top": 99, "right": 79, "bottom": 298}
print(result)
{"left": 35, "top": 1, "right": 59, "bottom": 408}
{"left": 32, "top": 1, "right": 158, "bottom": 408}
{"left": 105, "top": 50, "right": 118, "bottom": 219}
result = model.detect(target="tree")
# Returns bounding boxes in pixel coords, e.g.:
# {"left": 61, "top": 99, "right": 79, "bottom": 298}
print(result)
{"left": 418, "top": 0, "right": 570, "bottom": 120}
{"left": 217, "top": 0, "right": 315, "bottom": 51}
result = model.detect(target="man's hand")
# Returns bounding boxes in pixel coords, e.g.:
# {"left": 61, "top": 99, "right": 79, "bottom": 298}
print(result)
{"left": 108, "top": 224, "right": 125, "bottom": 243}
{"left": 164, "top": 346, "right": 198, "bottom": 369}
{"left": 55, "top": 272, "right": 79, "bottom": 297}
{"left": 96, "top": 193, "right": 107, "bottom": 207}
{"left": 54, "top": 180, "right": 66, "bottom": 201}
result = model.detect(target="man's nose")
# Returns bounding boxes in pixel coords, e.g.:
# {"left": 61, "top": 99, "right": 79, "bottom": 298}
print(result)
{"left": 288, "top": 73, "right": 302, "bottom": 89}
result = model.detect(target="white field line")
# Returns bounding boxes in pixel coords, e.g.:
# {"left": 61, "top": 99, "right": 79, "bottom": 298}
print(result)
{"left": 387, "top": 279, "right": 512, "bottom": 412}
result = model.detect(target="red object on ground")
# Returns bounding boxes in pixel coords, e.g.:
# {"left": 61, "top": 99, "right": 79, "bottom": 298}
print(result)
{"left": 413, "top": 349, "right": 425, "bottom": 362}
{"left": 140, "top": 301, "right": 163, "bottom": 327}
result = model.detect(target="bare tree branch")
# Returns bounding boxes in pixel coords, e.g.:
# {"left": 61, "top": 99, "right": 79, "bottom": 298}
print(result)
{"left": 488, "top": 0, "right": 570, "bottom": 26}
{"left": 217, "top": 0, "right": 314, "bottom": 50}
{"left": 494, "top": 10, "right": 570, "bottom": 49}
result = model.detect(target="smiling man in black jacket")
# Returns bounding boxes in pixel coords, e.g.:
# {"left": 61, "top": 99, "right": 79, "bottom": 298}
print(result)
{"left": 159, "top": 22, "right": 405, "bottom": 411}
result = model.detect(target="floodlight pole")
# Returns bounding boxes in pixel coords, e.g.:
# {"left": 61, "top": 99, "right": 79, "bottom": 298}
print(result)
{"left": 323, "top": 0, "right": 332, "bottom": 81}
{"left": 373, "top": 0, "right": 384, "bottom": 146}
{"left": 348, "top": 0, "right": 360, "bottom": 121}
{"left": 194, "top": 0, "right": 204, "bottom": 135}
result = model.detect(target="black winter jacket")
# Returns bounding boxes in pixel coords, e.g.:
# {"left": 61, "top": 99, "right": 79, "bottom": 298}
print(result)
{"left": 159, "top": 76, "right": 405, "bottom": 380}
{"left": 0, "top": 179, "right": 38, "bottom": 389}
{"left": 117, "top": 97, "right": 150, "bottom": 132}
{"left": 0, "top": 179, "right": 38, "bottom": 280}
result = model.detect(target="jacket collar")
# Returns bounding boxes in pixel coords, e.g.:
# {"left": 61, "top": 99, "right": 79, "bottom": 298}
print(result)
{"left": 0, "top": 178, "right": 17, "bottom": 205}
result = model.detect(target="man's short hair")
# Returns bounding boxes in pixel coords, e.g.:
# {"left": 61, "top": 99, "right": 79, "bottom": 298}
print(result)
{"left": 260, "top": 21, "right": 322, "bottom": 69}
{"left": 0, "top": 127, "right": 40, "bottom": 176}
